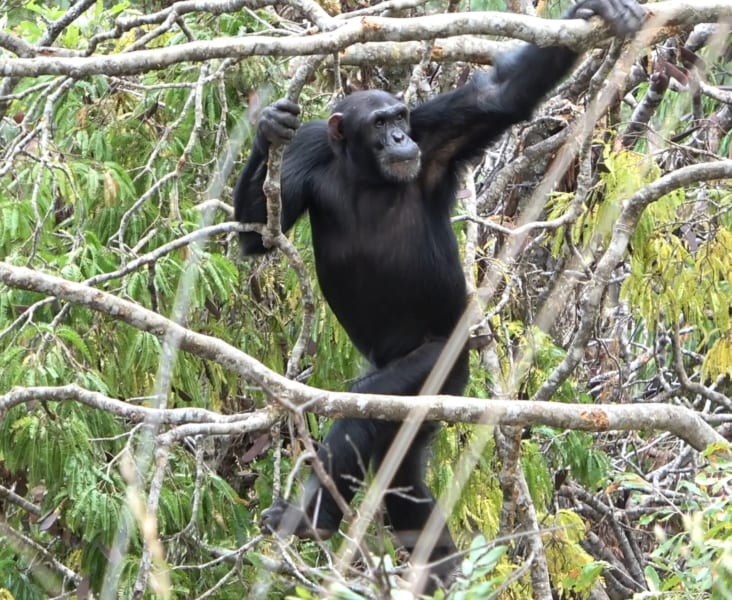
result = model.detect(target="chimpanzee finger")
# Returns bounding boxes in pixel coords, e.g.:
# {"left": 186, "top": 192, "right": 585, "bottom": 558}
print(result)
{"left": 272, "top": 110, "right": 301, "bottom": 131}
{"left": 264, "top": 113, "right": 300, "bottom": 134}
{"left": 570, "top": 0, "right": 646, "bottom": 36}
{"left": 271, "top": 98, "right": 301, "bottom": 117}
{"left": 260, "top": 103, "right": 301, "bottom": 144}
{"left": 604, "top": 0, "right": 646, "bottom": 35}
{"left": 260, "top": 119, "right": 298, "bottom": 143}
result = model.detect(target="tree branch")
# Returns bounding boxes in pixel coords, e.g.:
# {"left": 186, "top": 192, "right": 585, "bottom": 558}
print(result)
{"left": 2, "top": 1, "right": 730, "bottom": 78}
{"left": 0, "top": 262, "right": 725, "bottom": 452}
{"left": 533, "top": 159, "right": 732, "bottom": 405}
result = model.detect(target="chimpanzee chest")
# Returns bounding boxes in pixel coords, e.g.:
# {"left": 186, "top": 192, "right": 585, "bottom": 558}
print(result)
{"left": 309, "top": 187, "right": 466, "bottom": 363}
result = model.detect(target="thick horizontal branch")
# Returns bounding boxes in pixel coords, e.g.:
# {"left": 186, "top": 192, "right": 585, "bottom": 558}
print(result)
{"left": 299, "top": 391, "right": 725, "bottom": 453}
{"left": 0, "top": 15, "right": 594, "bottom": 78}
{"left": 0, "top": 1, "right": 729, "bottom": 78}
{"left": 0, "top": 262, "right": 725, "bottom": 452}
{"left": 0, "top": 383, "right": 723, "bottom": 452}
{"left": 339, "top": 37, "right": 512, "bottom": 66}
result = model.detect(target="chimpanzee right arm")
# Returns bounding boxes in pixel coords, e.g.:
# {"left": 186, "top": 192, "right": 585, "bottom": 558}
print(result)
{"left": 234, "top": 99, "right": 328, "bottom": 254}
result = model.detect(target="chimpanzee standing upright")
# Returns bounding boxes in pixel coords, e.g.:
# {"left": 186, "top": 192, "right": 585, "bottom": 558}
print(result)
{"left": 235, "top": 0, "right": 644, "bottom": 588}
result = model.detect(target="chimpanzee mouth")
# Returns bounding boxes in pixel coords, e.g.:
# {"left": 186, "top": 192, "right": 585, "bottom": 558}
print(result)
{"left": 384, "top": 155, "right": 421, "bottom": 182}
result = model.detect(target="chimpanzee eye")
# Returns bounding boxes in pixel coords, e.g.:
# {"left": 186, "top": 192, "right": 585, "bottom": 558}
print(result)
{"left": 395, "top": 112, "right": 405, "bottom": 122}
{"left": 374, "top": 118, "right": 385, "bottom": 128}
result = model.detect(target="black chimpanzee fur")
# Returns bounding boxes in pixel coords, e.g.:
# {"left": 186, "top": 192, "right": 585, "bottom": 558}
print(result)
{"left": 234, "top": 0, "right": 644, "bottom": 588}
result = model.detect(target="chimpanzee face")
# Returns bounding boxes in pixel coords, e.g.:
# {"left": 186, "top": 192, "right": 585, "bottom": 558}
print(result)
{"left": 367, "top": 103, "right": 421, "bottom": 182}
{"left": 327, "top": 92, "right": 421, "bottom": 183}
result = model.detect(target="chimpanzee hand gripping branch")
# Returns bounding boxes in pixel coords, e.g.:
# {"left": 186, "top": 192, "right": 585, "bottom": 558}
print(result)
{"left": 235, "top": 0, "right": 645, "bottom": 589}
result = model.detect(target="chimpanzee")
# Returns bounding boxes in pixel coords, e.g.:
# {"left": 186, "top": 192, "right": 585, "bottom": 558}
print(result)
{"left": 235, "top": 0, "right": 644, "bottom": 588}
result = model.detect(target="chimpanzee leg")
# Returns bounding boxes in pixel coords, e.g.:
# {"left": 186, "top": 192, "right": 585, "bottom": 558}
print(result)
{"left": 374, "top": 425, "right": 459, "bottom": 590}
{"left": 364, "top": 348, "right": 466, "bottom": 589}
{"left": 259, "top": 417, "right": 384, "bottom": 538}
{"left": 260, "top": 341, "right": 468, "bottom": 544}
{"left": 349, "top": 341, "right": 468, "bottom": 396}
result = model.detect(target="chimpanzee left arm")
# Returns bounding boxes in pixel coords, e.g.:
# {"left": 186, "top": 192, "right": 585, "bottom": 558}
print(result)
{"left": 410, "top": 0, "right": 645, "bottom": 191}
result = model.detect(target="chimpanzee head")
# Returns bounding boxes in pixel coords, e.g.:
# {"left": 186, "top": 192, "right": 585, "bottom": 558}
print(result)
{"left": 327, "top": 91, "right": 421, "bottom": 183}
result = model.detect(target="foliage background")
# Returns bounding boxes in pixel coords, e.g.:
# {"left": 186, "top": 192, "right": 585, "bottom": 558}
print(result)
{"left": 0, "top": 0, "right": 731, "bottom": 598}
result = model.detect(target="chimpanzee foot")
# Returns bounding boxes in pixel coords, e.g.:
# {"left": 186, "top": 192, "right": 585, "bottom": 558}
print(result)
{"left": 259, "top": 497, "right": 336, "bottom": 541}
{"left": 392, "top": 529, "right": 461, "bottom": 593}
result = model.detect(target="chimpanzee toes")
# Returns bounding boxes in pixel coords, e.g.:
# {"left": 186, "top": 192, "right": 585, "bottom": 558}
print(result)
{"left": 260, "top": 497, "right": 335, "bottom": 541}
{"left": 259, "top": 497, "right": 295, "bottom": 535}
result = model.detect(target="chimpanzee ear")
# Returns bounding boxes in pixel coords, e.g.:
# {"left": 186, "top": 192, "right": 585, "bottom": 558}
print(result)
{"left": 327, "top": 113, "right": 345, "bottom": 141}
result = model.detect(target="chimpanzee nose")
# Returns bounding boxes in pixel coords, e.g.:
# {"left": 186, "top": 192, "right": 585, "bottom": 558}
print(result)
{"left": 392, "top": 130, "right": 405, "bottom": 143}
